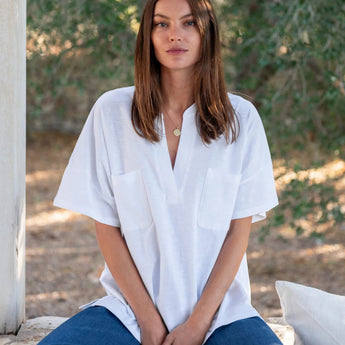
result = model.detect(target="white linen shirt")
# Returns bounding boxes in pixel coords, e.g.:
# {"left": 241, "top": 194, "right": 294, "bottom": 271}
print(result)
{"left": 54, "top": 86, "right": 278, "bottom": 343}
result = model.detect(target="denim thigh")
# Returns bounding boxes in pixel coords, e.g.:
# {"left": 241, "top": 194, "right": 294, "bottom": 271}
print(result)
{"left": 37, "top": 306, "right": 140, "bottom": 345}
{"left": 205, "top": 316, "right": 283, "bottom": 345}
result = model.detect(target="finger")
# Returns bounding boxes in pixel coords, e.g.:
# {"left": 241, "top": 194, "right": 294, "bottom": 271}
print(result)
{"left": 162, "top": 334, "right": 174, "bottom": 345}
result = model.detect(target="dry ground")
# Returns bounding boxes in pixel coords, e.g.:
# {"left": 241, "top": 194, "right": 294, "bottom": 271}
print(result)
{"left": 26, "top": 132, "right": 345, "bottom": 319}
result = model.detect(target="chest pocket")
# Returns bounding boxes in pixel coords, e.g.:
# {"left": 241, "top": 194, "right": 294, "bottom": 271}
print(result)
{"left": 112, "top": 170, "right": 153, "bottom": 231}
{"left": 198, "top": 168, "right": 241, "bottom": 231}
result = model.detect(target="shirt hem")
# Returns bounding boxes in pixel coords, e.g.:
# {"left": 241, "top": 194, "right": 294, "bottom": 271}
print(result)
{"left": 203, "top": 309, "right": 261, "bottom": 344}
{"left": 80, "top": 295, "right": 141, "bottom": 343}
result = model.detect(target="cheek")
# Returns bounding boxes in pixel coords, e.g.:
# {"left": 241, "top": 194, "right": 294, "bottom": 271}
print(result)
{"left": 194, "top": 36, "right": 202, "bottom": 56}
{"left": 151, "top": 33, "right": 161, "bottom": 53}
{"left": 151, "top": 35, "right": 162, "bottom": 63}
{"left": 192, "top": 32, "right": 202, "bottom": 50}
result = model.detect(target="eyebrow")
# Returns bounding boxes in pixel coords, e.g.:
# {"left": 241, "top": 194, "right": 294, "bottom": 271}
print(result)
{"left": 153, "top": 13, "right": 194, "bottom": 20}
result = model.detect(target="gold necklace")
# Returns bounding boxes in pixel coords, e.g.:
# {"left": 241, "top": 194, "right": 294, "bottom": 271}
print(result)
{"left": 164, "top": 112, "right": 182, "bottom": 137}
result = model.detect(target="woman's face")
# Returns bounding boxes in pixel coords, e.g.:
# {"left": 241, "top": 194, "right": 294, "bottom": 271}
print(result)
{"left": 151, "top": 0, "right": 201, "bottom": 74}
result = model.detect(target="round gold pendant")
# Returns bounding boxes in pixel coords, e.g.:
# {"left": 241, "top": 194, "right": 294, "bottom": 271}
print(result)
{"left": 173, "top": 128, "right": 181, "bottom": 137}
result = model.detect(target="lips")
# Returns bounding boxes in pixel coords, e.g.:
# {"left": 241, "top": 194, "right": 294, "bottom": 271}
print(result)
{"left": 166, "top": 47, "right": 188, "bottom": 55}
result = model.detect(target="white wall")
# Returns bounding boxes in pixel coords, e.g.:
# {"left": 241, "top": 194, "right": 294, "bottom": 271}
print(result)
{"left": 0, "top": 0, "right": 26, "bottom": 334}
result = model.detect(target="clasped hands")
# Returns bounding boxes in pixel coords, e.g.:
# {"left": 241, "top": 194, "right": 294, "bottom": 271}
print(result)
{"left": 140, "top": 316, "right": 209, "bottom": 345}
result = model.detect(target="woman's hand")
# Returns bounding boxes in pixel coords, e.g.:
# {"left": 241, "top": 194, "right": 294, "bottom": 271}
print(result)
{"left": 140, "top": 315, "right": 169, "bottom": 345}
{"left": 161, "top": 319, "right": 209, "bottom": 345}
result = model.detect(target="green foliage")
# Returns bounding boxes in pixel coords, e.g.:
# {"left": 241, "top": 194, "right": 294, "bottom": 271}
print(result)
{"left": 259, "top": 175, "right": 345, "bottom": 242}
{"left": 218, "top": 0, "right": 345, "bottom": 158}
{"left": 27, "top": 0, "right": 140, "bottom": 130}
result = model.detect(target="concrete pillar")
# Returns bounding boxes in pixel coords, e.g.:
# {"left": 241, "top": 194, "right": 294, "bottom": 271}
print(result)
{"left": 0, "top": 0, "right": 26, "bottom": 335}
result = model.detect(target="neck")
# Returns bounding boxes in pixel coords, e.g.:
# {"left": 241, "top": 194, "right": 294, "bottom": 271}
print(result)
{"left": 160, "top": 68, "right": 194, "bottom": 113}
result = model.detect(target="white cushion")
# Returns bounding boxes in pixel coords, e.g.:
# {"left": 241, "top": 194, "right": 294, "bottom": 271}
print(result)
{"left": 275, "top": 281, "right": 345, "bottom": 345}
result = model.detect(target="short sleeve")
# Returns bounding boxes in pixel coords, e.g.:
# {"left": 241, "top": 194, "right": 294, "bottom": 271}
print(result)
{"left": 53, "top": 98, "right": 120, "bottom": 227}
{"left": 232, "top": 103, "right": 278, "bottom": 223}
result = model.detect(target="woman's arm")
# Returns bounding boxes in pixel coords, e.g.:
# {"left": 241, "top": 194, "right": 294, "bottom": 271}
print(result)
{"left": 162, "top": 216, "right": 252, "bottom": 345}
{"left": 95, "top": 221, "right": 168, "bottom": 345}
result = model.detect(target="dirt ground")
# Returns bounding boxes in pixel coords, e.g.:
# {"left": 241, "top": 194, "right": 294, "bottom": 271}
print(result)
{"left": 26, "top": 132, "right": 345, "bottom": 320}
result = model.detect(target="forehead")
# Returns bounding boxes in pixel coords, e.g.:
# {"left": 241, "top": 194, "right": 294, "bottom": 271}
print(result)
{"left": 154, "top": 0, "right": 192, "bottom": 16}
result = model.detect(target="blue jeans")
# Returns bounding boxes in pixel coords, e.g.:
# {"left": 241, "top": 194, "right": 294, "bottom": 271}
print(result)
{"left": 38, "top": 306, "right": 283, "bottom": 345}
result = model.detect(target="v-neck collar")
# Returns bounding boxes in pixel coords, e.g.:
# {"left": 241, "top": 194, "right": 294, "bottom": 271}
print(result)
{"left": 157, "top": 104, "right": 197, "bottom": 199}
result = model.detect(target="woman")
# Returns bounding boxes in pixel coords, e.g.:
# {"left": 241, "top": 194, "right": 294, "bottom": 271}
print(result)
{"left": 39, "top": 0, "right": 282, "bottom": 344}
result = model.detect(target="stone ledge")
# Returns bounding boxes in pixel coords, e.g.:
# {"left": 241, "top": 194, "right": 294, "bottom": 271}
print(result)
{"left": 0, "top": 317, "right": 67, "bottom": 345}
{"left": 266, "top": 317, "right": 294, "bottom": 345}
{"left": 0, "top": 316, "right": 294, "bottom": 345}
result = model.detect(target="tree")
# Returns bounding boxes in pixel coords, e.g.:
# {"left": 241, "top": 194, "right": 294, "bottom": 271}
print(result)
{"left": 27, "top": 0, "right": 139, "bottom": 132}
{"left": 219, "top": 0, "right": 345, "bottom": 157}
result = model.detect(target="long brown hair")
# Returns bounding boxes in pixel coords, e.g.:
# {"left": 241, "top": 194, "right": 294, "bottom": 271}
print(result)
{"left": 131, "top": 0, "right": 238, "bottom": 144}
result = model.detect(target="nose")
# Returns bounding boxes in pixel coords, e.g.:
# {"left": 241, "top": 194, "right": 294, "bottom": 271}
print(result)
{"left": 169, "top": 27, "right": 182, "bottom": 42}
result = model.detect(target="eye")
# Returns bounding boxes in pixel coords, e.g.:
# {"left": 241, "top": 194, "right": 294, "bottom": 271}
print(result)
{"left": 185, "top": 20, "right": 196, "bottom": 26}
{"left": 155, "top": 22, "right": 168, "bottom": 28}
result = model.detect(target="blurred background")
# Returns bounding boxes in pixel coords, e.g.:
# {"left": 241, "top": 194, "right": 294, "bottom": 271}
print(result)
{"left": 26, "top": 0, "right": 345, "bottom": 319}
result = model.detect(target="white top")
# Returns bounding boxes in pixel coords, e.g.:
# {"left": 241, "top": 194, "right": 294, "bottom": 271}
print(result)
{"left": 54, "top": 86, "right": 278, "bottom": 343}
